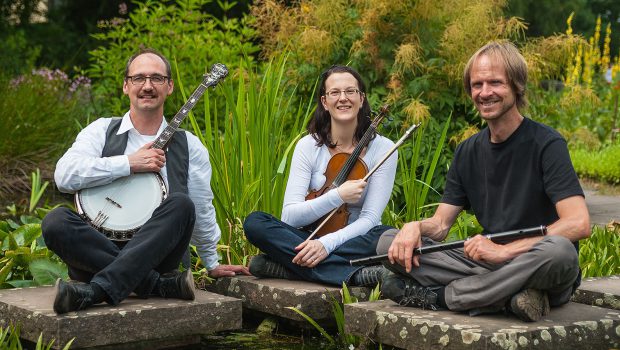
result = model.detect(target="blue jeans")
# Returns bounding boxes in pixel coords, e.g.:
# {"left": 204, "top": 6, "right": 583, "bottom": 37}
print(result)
{"left": 42, "top": 192, "right": 195, "bottom": 305}
{"left": 243, "top": 211, "right": 392, "bottom": 286}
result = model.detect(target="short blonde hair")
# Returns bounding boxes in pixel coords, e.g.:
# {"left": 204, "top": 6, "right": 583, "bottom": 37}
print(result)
{"left": 463, "top": 41, "right": 528, "bottom": 109}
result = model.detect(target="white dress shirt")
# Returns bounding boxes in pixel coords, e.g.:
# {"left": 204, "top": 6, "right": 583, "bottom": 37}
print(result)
{"left": 54, "top": 112, "right": 221, "bottom": 270}
{"left": 281, "top": 134, "right": 398, "bottom": 254}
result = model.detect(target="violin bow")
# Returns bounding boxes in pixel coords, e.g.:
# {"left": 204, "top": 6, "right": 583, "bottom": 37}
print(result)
{"left": 304, "top": 122, "right": 423, "bottom": 241}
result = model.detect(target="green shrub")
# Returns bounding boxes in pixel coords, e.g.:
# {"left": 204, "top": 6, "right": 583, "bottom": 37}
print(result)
{"left": 0, "top": 30, "right": 41, "bottom": 77}
{"left": 88, "top": 0, "right": 259, "bottom": 118}
{"left": 571, "top": 144, "right": 620, "bottom": 184}
{"left": 0, "top": 68, "right": 91, "bottom": 161}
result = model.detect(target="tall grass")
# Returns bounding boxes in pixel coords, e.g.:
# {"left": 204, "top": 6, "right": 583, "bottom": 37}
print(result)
{"left": 178, "top": 56, "right": 314, "bottom": 265}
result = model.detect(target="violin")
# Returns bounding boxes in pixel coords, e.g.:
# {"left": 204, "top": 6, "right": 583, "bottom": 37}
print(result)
{"left": 304, "top": 105, "right": 389, "bottom": 237}
{"left": 305, "top": 121, "right": 422, "bottom": 242}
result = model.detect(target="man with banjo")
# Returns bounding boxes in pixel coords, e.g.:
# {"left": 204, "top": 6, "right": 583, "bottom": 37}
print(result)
{"left": 43, "top": 48, "right": 249, "bottom": 314}
{"left": 373, "top": 41, "right": 590, "bottom": 322}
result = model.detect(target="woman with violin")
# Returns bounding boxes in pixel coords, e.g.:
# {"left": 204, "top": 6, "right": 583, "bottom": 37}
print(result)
{"left": 243, "top": 65, "right": 397, "bottom": 286}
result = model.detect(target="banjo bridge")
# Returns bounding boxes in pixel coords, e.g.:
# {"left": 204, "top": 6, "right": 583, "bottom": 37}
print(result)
{"left": 105, "top": 196, "right": 122, "bottom": 208}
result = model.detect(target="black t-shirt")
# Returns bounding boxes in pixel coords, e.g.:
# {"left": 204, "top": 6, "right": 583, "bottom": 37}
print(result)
{"left": 442, "top": 118, "right": 584, "bottom": 236}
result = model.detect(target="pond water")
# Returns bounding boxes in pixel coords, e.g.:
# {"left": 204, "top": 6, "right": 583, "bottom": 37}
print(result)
{"left": 200, "top": 331, "right": 333, "bottom": 349}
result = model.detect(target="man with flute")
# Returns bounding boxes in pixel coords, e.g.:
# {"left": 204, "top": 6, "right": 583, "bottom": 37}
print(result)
{"left": 375, "top": 41, "right": 590, "bottom": 322}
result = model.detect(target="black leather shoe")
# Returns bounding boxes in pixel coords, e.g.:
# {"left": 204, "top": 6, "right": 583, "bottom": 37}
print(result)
{"left": 381, "top": 272, "right": 444, "bottom": 311}
{"left": 158, "top": 270, "right": 195, "bottom": 300}
{"left": 351, "top": 265, "right": 387, "bottom": 287}
{"left": 249, "top": 254, "right": 293, "bottom": 279}
{"left": 53, "top": 278, "right": 96, "bottom": 314}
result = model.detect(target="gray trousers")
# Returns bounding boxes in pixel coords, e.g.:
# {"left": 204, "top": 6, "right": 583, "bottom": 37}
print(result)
{"left": 376, "top": 230, "right": 579, "bottom": 312}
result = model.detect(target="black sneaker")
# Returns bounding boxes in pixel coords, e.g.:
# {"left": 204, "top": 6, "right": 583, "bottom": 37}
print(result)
{"left": 381, "top": 272, "right": 443, "bottom": 310}
{"left": 351, "top": 265, "right": 387, "bottom": 287}
{"left": 249, "top": 254, "right": 293, "bottom": 279}
{"left": 509, "top": 289, "right": 550, "bottom": 322}
{"left": 53, "top": 279, "right": 96, "bottom": 314}
{"left": 158, "top": 270, "right": 195, "bottom": 300}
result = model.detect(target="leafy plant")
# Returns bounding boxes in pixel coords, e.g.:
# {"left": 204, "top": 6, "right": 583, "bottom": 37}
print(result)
{"left": 0, "top": 170, "right": 69, "bottom": 289}
{"left": 579, "top": 225, "right": 620, "bottom": 277}
{"left": 28, "top": 169, "right": 49, "bottom": 214}
{"left": 0, "top": 323, "right": 73, "bottom": 350}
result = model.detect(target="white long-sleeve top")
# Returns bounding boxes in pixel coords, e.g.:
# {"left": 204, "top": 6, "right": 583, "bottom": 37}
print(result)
{"left": 281, "top": 134, "right": 398, "bottom": 254}
{"left": 54, "top": 112, "right": 221, "bottom": 270}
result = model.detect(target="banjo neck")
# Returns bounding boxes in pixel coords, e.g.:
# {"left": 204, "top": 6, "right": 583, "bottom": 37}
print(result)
{"left": 151, "top": 63, "right": 228, "bottom": 150}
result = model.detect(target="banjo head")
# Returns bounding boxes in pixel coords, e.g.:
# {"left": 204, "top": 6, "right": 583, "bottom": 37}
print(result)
{"left": 76, "top": 173, "right": 167, "bottom": 240}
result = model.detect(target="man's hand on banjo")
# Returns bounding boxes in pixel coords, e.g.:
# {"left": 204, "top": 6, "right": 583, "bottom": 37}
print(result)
{"left": 128, "top": 142, "right": 166, "bottom": 173}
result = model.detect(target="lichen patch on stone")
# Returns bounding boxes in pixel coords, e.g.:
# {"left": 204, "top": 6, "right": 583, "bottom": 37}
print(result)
{"left": 438, "top": 334, "right": 449, "bottom": 346}
{"left": 573, "top": 321, "right": 597, "bottom": 331}
{"left": 399, "top": 327, "right": 408, "bottom": 339}
{"left": 540, "top": 329, "right": 551, "bottom": 342}
{"left": 553, "top": 326, "right": 566, "bottom": 337}
{"left": 461, "top": 330, "right": 481, "bottom": 344}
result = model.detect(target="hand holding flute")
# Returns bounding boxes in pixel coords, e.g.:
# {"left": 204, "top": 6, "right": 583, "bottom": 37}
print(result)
{"left": 350, "top": 226, "right": 547, "bottom": 267}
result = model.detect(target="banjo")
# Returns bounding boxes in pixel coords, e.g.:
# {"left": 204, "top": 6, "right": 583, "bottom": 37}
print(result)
{"left": 75, "top": 63, "right": 228, "bottom": 241}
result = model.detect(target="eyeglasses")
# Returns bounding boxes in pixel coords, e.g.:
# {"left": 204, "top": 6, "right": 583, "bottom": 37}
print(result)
{"left": 125, "top": 75, "right": 169, "bottom": 85}
{"left": 325, "top": 88, "right": 361, "bottom": 99}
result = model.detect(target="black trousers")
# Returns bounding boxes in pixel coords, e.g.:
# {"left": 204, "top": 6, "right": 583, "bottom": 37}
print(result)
{"left": 42, "top": 192, "right": 195, "bottom": 305}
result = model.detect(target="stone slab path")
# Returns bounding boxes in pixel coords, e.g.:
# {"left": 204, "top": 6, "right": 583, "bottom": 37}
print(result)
{"left": 205, "top": 276, "right": 372, "bottom": 325}
{"left": 0, "top": 286, "right": 242, "bottom": 349}
{"left": 345, "top": 300, "right": 620, "bottom": 350}
{"left": 572, "top": 275, "right": 620, "bottom": 310}
{"left": 584, "top": 189, "right": 620, "bottom": 226}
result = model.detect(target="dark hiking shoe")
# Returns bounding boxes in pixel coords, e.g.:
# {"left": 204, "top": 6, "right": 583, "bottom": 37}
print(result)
{"left": 381, "top": 272, "right": 443, "bottom": 311}
{"left": 351, "top": 265, "right": 387, "bottom": 287}
{"left": 249, "top": 254, "right": 293, "bottom": 279}
{"left": 53, "top": 279, "right": 95, "bottom": 314}
{"left": 158, "top": 270, "right": 195, "bottom": 300}
{"left": 509, "top": 289, "right": 550, "bottom": 322}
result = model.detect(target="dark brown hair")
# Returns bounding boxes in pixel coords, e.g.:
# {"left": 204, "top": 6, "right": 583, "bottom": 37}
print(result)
{"left": 307, "top": 65, "right": 374, "bottom": 147}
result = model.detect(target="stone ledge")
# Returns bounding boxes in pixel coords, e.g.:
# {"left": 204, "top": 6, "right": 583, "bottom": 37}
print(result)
{"left": 345, "top": 300, "right": 620, "bottom": 350}
{"left": 0, "top": 285, "right": 242, "bottom": 349}
{"left": 572, "top": 275, "right": 620, "bottom": 310}
{"left": 205, "top": 276, "right": 372, "bottom": 324}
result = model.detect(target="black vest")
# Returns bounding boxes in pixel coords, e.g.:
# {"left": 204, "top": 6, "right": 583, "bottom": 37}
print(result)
{"left": 102, "top": 118, "right": 189, "bottom": 194}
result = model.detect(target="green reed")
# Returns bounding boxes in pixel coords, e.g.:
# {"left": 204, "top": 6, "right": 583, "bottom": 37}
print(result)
{"left": 579, "top": 225, "right": 620, "bottom": 277}
{"left": 177, "top": 55, "right": 314, "bottom": 265}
